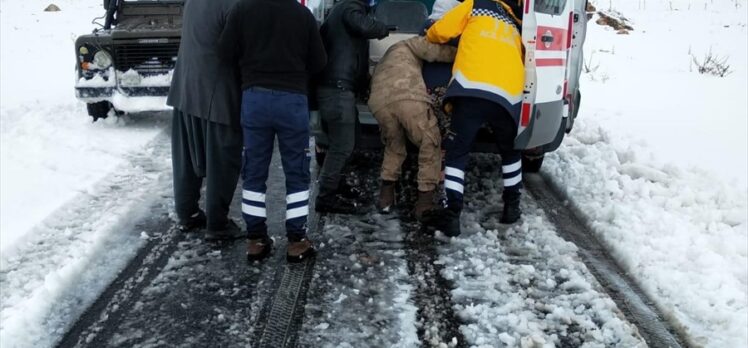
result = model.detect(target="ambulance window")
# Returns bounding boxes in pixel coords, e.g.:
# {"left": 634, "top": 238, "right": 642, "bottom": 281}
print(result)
{"left": 534, "top": 0, "right": 567, "bottom": 15}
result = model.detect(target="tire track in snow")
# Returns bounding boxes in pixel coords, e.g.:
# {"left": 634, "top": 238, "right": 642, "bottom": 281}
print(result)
{"left": 296, "top": 151, "right": 420, "bottom": 347}
{"left": 402, "top": 218, "right": 468, "bottom": 348}
{"left": 57, "top": 145, "right": 291, "bottom": 347}
{"left": 1, "top": 127, "right": 172, "bottom": 348}
{"left": 525, "top": 172, "right": 688, "bottom": 348}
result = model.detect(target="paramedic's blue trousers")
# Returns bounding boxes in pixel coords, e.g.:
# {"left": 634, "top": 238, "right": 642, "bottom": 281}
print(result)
{"left": 443, "top": 97, "right": 522, "bottom": 212}
{"left": 241, "top": 87, "right": 311, "bottom": 240}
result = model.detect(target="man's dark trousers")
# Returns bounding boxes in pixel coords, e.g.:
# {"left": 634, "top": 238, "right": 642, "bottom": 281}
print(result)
{"left": 241, "top": 88, "right": 311, "bottom": 240}
{"left": 443, "top": 97, "right": 523, "bottom": 212}
{"left": 316, "top": 86, "right": 357, "bottom": 196}
{"left": 171, "top": 108, "right": 242, "bottom": 230}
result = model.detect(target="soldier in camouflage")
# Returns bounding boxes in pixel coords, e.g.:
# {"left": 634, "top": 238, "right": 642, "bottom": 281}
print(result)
{"left": 368, "top": 36, "right": 456, "bottom": 220}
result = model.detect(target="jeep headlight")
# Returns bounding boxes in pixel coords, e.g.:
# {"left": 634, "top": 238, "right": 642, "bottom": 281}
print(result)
{"left": 93, "top": 50, "right": 112, "bottom": 70}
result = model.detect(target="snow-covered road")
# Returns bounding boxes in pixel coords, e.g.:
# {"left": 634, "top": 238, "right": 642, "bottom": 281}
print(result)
{"left": 52, "top": 151, "right": 654, "bottom": 348}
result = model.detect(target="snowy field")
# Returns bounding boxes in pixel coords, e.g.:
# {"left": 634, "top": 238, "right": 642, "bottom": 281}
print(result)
{"left": 0, "top": 0, "right": 746, "bottom": 347}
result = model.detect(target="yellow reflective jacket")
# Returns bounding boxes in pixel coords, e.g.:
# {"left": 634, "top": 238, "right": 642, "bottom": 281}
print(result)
{"left": 426, "top": 0, "right": 524, "bottom": 121}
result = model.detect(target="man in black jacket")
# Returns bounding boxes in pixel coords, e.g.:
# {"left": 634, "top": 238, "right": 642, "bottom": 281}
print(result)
{"left": 167, "top": 0, "right": 243, "bottom": 241}
{"left": 314, "top": 0, "right": 389, "bottom": 214}
{"left": 218, "top": 0, "right": 327, "bottom": 263}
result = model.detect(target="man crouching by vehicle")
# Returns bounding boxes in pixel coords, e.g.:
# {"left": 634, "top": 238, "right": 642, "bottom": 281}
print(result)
{"left": 424, "top": 0, "right": 525, "bottom": 236}
{"left": 218, "top": 0, "right": 327, "bottom": 262}
{"left": 368, "top": 37, "right": 456, "bottom": 220}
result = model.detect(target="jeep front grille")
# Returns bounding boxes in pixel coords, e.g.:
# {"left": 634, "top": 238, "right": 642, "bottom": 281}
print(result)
{"left": 113, "top": 41, "right": 180, "bottom": 74}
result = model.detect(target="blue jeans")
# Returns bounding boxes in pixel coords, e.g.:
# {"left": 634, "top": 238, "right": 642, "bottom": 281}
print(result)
{"left": 241, "top": 87, "right": 311, "bottom": 240}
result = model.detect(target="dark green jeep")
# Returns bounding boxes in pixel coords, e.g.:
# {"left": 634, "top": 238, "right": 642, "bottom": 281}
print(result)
{"left": 74, "top": 0, "right": 184, "bottom": 121}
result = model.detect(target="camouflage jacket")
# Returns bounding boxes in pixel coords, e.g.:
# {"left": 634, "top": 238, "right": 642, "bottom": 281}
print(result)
{"left": 368, "top": 36, "right": 456, "bottom": 114}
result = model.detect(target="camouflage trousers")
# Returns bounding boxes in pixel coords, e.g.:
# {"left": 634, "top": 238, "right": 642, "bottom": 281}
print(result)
{"left": 374, "top": 100, "right": 442, "bottom": 192}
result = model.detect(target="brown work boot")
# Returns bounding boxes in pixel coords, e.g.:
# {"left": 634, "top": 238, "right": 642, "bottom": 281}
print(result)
{"left": 414, "top": 189, "right": 438, "bottom": 221}
{"left": 377, "top": 180, "right": 397, "bottom": 213}
{"left": 247, "top": 235, "right": 273, "bottom": 262}
{"left": 287, "top": 238, "right": 316, "bottom": 263}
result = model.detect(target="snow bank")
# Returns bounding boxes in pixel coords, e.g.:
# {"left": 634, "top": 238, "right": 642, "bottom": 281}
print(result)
{"left": 543, "top": 1, "right": 748, "bottom": 346}
{"left": 1, "top": 2, "right": 173, "bottom": 346}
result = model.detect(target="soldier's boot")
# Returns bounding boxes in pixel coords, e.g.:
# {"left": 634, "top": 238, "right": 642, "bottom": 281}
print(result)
{"left": 377, "top": 180, "right": 397, "bottom": 213}
{"left": 413, "top": 189, "right": 438, "bottom": 222}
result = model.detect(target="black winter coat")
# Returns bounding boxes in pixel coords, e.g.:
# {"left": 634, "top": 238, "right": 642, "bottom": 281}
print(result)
{"left": 317, "top": 0, "right": 389, "bottom": 93}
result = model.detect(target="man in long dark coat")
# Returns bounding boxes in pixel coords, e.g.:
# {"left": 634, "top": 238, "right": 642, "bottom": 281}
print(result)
{"left": 167, "top": 0, "right": 243, "bottom": 241}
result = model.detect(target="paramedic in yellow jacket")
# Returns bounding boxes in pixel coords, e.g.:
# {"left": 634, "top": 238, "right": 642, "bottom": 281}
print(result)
{"left": 425, "top": 0, "right": 524, "bottom": 236}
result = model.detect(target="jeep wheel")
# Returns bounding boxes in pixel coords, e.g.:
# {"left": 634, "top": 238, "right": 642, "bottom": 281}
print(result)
{"left": 522, "top": 154, "right": 545, "bottom": 173}
{"left": 86, "top": 101, "right": 111, "bottom": 122}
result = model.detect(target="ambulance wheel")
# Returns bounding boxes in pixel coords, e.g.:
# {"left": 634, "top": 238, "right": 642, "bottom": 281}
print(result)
{"left": 522, "top": 154, "right": 545, "bottom": 173}
{"left": 86, "top": 101, "right": 111, "bottom": 122}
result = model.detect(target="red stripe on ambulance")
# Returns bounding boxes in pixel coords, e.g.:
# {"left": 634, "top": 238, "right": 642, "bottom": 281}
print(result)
{"left": 536, "top": 26, "right": 567, "bottom": 51}
{"left": 520, "top": 103, "right": 531, "bottom": 127}
{"left": 536, "top": 58, "right": 566, "bottom": 67}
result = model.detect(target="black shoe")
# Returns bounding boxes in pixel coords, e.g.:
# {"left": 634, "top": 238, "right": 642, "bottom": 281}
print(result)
{"left": 205, "top": 220, "right": 245, "bottom": 241}
{"left": 441, "top": 210, "right": 461, "bottom": 237}
{"left": 177, "top": 210, "right": 206, "bottom": 232}
{"left": 247, "top": 235, "right": 274, "bottom": 262}
{"left": 421, "top": 208, "right": 461, "bottom": 237}
{"left": 315, "top": 194, "right": 366, "bottom": 215}
{"left": 500, "top": 202, "right": 521, "bottom": 224}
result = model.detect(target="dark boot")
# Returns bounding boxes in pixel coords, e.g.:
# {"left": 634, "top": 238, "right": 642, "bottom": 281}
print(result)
{"left": 177, "top": 210, "right": 206, "bottom": 232}
{"left": 421, "top": 207, "right": 461, "bottom": 237}
{"left": 377, "top": 180, "right": 396, "bottom": 213}
{"left": 247, "top": 235, "right": 273, "bottom": 262}
{"left": 315, "top": 190, "right": 365, "bottom": 215}
{"left": 500, "top": 191, "right": 522, "bottom": 224}
{"left": 205, "top": 220, "right": 245, "bottom": 241}
{"left": 287, "top": 238, "right": 316, "bottom": 263}
{"left": 413, "top": 189, "right": 437, "bottom": 221}
{"left": 441, "top": 209, "right": 461, "bottom": 237}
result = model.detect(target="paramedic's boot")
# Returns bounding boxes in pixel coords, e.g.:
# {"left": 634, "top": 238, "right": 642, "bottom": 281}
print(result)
{"left": 500, "top": 191, "right": 522, "bottom": 224}
{"left": 287, "top": 238, "right": 316, "bottom": 263}
{"left": 177, "top": 210, "right": 206, "bottom": 232}
{"left": 247, "top": 235, "right": 273, "bottom": 262}
{"left": 440, "top": 209, "right": 461, "bottom": 237}
{"left": 377, "top": 180, "right": 397, "bottom": 213}
{"left": 413, "top": 189, "right": 438, "bottom": 221}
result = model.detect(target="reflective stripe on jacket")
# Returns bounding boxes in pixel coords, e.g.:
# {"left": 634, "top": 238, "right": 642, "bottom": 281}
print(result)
{"left": 426, "top": 0, "right": 524, "bottom": 122}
